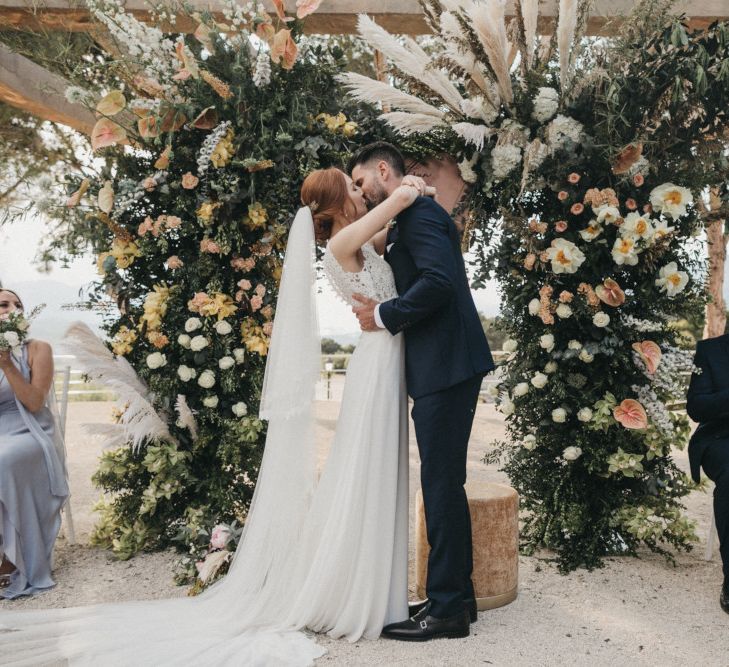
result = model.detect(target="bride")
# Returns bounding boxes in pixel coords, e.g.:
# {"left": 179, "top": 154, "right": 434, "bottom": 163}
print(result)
{"left": 0, "top": 168, "right": 432, "bottom": 666}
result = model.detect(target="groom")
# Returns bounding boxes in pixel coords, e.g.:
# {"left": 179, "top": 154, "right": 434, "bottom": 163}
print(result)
{"left": 349, "top": 142, "right": 495, "bottom": 641}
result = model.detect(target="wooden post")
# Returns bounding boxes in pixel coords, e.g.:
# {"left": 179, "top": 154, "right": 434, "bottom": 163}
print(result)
{"left": 703, "top": 187, "right": 728, "bottom": 339}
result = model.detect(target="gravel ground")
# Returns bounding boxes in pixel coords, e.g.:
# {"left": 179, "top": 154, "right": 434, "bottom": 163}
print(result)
{"left": 2, "top": 394, "right": 726, "bottom": 666}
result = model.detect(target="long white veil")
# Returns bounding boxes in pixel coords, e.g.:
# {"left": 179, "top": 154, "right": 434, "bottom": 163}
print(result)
{"left": 0, "top": 207, "right": 326, "bottom": 666}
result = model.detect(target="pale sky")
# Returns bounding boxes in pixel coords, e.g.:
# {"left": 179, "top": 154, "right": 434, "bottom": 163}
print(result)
{"left": 0, "top": 214, "right": 502, "bottom": 342}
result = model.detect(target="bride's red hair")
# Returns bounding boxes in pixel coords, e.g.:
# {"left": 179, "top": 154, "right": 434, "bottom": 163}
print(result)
{"left": 300, "top": 168, "right": 350, "bottom": 243}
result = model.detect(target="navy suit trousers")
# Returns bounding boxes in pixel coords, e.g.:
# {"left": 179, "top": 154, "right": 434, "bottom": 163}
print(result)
{"left": 411, "top": 375, "right": 482, "bottom": 618}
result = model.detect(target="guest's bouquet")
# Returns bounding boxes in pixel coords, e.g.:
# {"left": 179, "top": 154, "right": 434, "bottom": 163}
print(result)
{"left": 0, "top": 305, "right": 45, "bottom": 353}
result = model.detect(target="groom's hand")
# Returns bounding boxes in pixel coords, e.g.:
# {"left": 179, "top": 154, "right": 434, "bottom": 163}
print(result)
{"left": 352, "top": 294, "right": 380, "bottom": 332}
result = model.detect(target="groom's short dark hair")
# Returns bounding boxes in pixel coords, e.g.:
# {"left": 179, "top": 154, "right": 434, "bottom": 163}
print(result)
{"left": 347, "top": 142, "right": 406, "bottom": 177}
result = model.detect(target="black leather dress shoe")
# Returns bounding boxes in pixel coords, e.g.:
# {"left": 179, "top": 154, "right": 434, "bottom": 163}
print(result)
{"left": 382, "top": 607, "right": 470, "bottom": 642}
{"left": 408, "top": 598, "right": 478, "bottom": 623}
{"left": 721, "top": 582, "right": 729, "bottom": 615}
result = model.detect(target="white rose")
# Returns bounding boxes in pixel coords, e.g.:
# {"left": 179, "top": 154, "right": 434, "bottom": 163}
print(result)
{"left": 218, "top": 356, "right": 235, "bottom": 370}
{"left": 3, "top": 331, "right": 20, "bottom": 347}
{"left": 500, "top": 395, "right": 515, "bottom": 416}
{"left": 552, "top": 408, "right": 567, "bottom": 423}
{"left": 577, "top": 407, "right": 593, "bottom": 422}
{"left": 563, "top": 446, "right": 583, "bottom": 461}
{"left": 214, "top": 320, "right": 233, "bottom": 335}
{"left": 16, "top": 319, "right": 29, "bottom": 332}
{"left": 544, "top": 361, "right": 558, "bottom": 374}
{"left": 232, "top": 401, "right": 248, "bottom": 417}
{"left": 233, "top": 348, "right": 246, "bottom": 364}
{"left": 502, "top": 339, "right": 518, "bottom": 353}
{"left": 528, "top": 299, "right": 541, "bottom": 316}
{"left": 203, "top": 395, "right": 219, "bottom": 408}
{"left": 531, "top": 372, "right": 548, "bottom": 389}
{"left": 556, "top": 304, "right": 572, "bottom": 319}
{"left": 513, "top": 382, "right": 529, "bottom": 397}
{"left": 190, "top": 335, "right": 209, "bottom": 352}
{"left": 185, "top": 317, "right": 202, "bottom": 332}
{"left": 146, "top": 352, "right": 167, "bottom": 369}
{"left": 523, "top": 434, "right": 537, "bottom": 450}
{"left": 568, "top": 339, "right": 583, "bottom": 350}
{"left": 177, "top": 365, "right": 196, "bottom": 382}
{"left": 539, "top": 334, "right": 555, "bottom": 351}
{"left": 579, "top": 349, "right": 595, "bottom": 363}
{"left": 593, "top": 312, "right": 610, "bottom": 328}
{"left": 198, "top": 369, "right": 216, "bottom": 389}
{"left": 177, "top": 334, "right": 191, "bottom": 349}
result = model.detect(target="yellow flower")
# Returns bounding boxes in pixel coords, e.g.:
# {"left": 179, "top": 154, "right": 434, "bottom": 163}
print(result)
{"left": 210, "top": 128, "right": 235, "bottom": 168}
{"left": 109, "top": 238, "right": 141, "bottom": 269}
{"left": 139, "top": 284, "right": 170, "bottom": 331}
{"left": 199, "top": 292, "right": 237, "bottom": 320}
{"left": 316, "top": 112, "right": 348, "bottom": 133}
{"left": 241, "top": 320, "right": 269, "bottom": 356}
{"left": 196, "top": 201, "right": 221, "bottom": 224}
{"left": 111, "top": 326, "right": 137, "bottom": 356}
{"left": 342, "top": 121, "right": 358, "bottom": 137}
{"left": 245, "top": 202, "right": 268, "bottom": 230}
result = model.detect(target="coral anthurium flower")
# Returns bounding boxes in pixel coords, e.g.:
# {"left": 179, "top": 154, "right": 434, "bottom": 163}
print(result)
{"left": 91, "top": 118, "right": 127, "bottom": 150}
{"left": 613, "top": 399, "right": 648, "bottom": 429}
{"left": 595, "top": 278, "right": 625, "bottom": 307}
{"left": 296, "top": 0, "right": 321, "bottom": 18}
{"left": 632, "top": 341, "right": 662, "bottom": 374}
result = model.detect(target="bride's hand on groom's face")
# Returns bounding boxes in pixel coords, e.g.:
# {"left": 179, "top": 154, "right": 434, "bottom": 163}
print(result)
{"left": 352, "top": 293, "right": 380, "bottom": 332}
{"left": 400, "top": 176, "right": 437, "bottom": 199}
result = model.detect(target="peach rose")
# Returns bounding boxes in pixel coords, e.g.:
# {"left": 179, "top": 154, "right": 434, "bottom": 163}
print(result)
{"left": 558, "top": 290, "right": 574, "bottom": 303}
{"left": 523, "top": 253, "right": 536, "bottom": 270}
{"left": 250, "top": 295, "right": 263, "bottom": 311}
{"left": 555, "top": 221, "right": 568, "bottom": 233}
{"left": 570, "top": 203, "right": 585, "bottom": 215}
{"left": 166, "top": 255, "right": 183, "bottom": 269}
{"left": 613, "top": 399, "right": 648, "bottom": 430}
{"left": 165, "top": 215, "right": 182, "bottom": 229}
{"left": 558, "top": 190, "right": 569, "bottom": 201}
{"left": 262, "top": 321, "right": 273, "bottom": 336}
{"left": 643, "top": 203, "right": 653, "bottom": 214}
{"left": 633, "top": 174, "right": 645, "bottom": 187}
{"left": 625, "top": 198, "right": 637, "bottom": 211}
{"left": 254, "top": 284, "right": 266, "bottom": 297}
{"left": 142, "top": 176, "right": 156, "bottom": 192}
{"left": 188, "top": 292, "right": 210, "bottom": 312}
{"left": 237, "top": 279, "right": 252, "bottom": 291}
{"left": 181, "top": 172, "right": 199, "bottom": 189}
{"left": 138, "top": 216, "right": 154, "bottom": 237}
{"left": 200, "top": 238, "right": 221, "bottom": 254}
{"left": 568, "top": 173, "right": 581, "bottom": 184}
{"left": 261, "top": 305, "right": 274, "bottom": 320}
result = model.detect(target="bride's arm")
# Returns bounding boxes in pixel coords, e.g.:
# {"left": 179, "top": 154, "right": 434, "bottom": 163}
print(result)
{"left": 369, "top": 229, "right": 388, "bottom": 255}
{"left": 328, "top": 185, "right": 417, "bottom": 262}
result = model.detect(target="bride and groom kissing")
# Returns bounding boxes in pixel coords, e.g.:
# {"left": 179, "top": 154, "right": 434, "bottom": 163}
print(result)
{"left": 0, "top": 142, "right": 494, "bottom": 665}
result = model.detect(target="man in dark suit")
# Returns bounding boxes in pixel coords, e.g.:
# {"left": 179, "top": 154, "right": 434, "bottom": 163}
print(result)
{"left": 348, "top": 142, "right": 495, "bottom": 640}
{"left": 687, "top": 333, "right": 729, "bottom": 614}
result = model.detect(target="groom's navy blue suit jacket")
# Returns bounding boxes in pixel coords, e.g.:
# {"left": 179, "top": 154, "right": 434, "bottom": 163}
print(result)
{"left": 687, "top": 334, "right": 729, "bottom": 483}
{"left": 379, "top": 196, "right": 495, "bottom": 399}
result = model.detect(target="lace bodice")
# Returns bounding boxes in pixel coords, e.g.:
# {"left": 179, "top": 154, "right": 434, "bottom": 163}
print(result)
{"left": 323, "top": 243, "right": 398, "bottom": 307}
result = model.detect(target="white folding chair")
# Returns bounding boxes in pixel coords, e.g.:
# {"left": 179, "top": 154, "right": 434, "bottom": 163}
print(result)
{"left": 56, "top": 365, "right": 76, "bottom": 545}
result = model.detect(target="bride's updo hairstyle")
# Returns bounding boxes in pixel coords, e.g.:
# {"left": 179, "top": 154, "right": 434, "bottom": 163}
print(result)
{"left": 300, "top": 167, "right": 350, "bottom": 243}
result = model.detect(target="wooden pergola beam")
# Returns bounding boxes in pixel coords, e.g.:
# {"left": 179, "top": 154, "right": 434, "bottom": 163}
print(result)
{"left": 0, "top": 42, "right": 95, "bottom": 134}
{"left": 0, "top": 0, "right": 726, "bottom": 34}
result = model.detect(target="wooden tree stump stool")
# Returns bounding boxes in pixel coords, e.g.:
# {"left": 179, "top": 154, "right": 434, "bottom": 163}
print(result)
{"left": 415, "top": 481, "right": 519, "bottom": 611}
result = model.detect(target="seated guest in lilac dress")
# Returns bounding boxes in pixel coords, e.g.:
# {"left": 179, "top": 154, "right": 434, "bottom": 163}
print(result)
{"left": 0, "top": 289, "right": 68, "bottom": 599}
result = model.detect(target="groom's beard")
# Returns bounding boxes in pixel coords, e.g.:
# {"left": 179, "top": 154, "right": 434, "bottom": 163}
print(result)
{"left": 365, "top": 184, "right": 388, "bottom": 210}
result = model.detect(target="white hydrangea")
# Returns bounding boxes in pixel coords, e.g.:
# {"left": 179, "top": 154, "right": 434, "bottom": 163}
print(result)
{"left": 523, "top": 434, "right": 537, "bottom": 450}
{"left": 532, "top": 87, "right": 559, "bottom": 123}
{"left": 203, "top": 395, "right": 219, "bottom": 408}
{"left": 563, "top": 446, "right": 583, "bottom": 461}
{"left": 545, "top": 114, "right": 584, "bottom": 151}
{"left": 540, "top": 334, "right": 555, "bottom": 351}
{"left": 491, "top": 144, "right": 522, "bottom": 181}
{"left": 552, "top": 408, "right": 567, "bottom": 423}
{"left": 577, "top": 407, "right": 593, "bottom": 422}
{"left": 232, "top": 402, "right": 248, "bottom": 417}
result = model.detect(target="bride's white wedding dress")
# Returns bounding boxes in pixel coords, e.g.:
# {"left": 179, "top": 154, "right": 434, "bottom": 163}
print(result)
{"left": 0, "top": 208, "right": 408, "bottom": 667}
